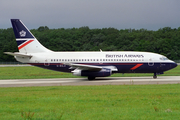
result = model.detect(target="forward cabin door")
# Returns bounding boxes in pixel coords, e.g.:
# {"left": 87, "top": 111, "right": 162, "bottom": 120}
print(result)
{"left": 148, "top": 58, "right": 154, "bottom": 66}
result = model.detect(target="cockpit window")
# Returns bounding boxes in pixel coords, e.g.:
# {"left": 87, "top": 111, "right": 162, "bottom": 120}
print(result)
{"left": 160, "top": 57, "right": 169, "bottom": 60}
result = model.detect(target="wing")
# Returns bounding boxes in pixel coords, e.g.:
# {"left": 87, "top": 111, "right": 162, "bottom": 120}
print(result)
{"left": 64, "top": 63, "right": 118, "bottom": 72}
{"left": 65, "top": 63, "right": 102, "bottom": 71}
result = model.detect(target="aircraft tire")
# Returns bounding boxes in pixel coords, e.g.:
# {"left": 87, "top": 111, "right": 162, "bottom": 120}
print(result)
{"left": 88, "top": 76, "right": 95, "bottom": 80}
{"left": 153, "top": 73, "right": 157, "bottom": 79}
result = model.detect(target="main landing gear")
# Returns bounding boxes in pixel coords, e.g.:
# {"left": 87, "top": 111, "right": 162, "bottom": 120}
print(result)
{"left": 88, "top": 76, "right": 95, "bottom": 80}
{"left": 153, "top": 73, "right": 157, "bottom": 79}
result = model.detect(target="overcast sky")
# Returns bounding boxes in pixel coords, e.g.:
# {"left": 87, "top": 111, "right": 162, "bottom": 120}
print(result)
{"left": 1, "top": 0, "right": 180, "bottom": 30}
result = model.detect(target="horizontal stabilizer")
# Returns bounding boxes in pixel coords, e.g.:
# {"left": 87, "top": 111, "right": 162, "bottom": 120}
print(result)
{"left": 4, "top": 52, "right": 32, "bottom": 58}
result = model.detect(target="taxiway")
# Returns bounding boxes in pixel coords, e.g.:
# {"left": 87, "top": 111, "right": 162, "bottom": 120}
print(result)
{"left": 0, "top": 76, "right": 180, "bottom": 87}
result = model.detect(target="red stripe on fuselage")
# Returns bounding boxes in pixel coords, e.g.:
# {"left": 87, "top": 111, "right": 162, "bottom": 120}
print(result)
{"left": 18, "top": 40, "right": 34, "bottom": 50}
{"left": 130, "top": 64, "right": 143, "bottom": 70}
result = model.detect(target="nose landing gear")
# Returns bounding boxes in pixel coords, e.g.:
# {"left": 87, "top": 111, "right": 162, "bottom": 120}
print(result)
{"left": 153, "top": 72, "right": 164, "bottom": 79}
{"left": 153, "top": 73, "right": 157, "bottom": 79}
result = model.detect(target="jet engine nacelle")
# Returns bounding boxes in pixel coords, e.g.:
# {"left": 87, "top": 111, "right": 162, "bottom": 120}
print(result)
{"left": 73, "top": 68, "right": 112, "bottom": 77}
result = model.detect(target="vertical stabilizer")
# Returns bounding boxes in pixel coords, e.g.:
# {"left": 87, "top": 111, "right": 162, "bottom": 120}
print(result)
{"left": 11, "top": 19, "right": 52, "bottom": 53}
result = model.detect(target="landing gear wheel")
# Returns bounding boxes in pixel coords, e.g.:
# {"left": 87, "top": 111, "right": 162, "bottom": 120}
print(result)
{"left": 88, "top": 76, "right": 95, "bottom": 80}
{"left": 153, "top": 73, "right": 157, "bottom": 79}
{"left": 153, "top": 75, "right": 157, "bottom": 79}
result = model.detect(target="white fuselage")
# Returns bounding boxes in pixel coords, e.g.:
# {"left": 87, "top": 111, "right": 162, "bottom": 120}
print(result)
{"left": 16, "top": 51, "right": 174, "bottom": 64}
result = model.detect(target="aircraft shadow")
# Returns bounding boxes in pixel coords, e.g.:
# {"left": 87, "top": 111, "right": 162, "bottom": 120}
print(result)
{"left": 79, "top": 77, "right": 154, "bottom": 81}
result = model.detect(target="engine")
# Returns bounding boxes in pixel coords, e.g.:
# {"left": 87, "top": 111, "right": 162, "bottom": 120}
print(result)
{"left": 73, "top": 68, "right": 112, "bottom": 77}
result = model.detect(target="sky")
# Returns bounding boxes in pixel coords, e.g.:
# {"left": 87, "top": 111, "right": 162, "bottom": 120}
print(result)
{"left": 1, "top": 0, "right": 180, "bottom": 30}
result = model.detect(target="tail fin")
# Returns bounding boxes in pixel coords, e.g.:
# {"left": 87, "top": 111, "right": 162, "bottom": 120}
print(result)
{"left": 11, "top": 19, "right": 51, "bottom": 53}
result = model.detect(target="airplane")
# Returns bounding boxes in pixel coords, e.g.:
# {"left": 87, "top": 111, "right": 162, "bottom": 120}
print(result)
{"left": 4, "top": 19, "right": 177, "bottom": 80}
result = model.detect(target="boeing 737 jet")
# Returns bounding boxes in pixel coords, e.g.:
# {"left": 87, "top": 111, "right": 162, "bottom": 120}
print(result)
{"left": 4, "top": 19, "right": 177, "bottom": 80}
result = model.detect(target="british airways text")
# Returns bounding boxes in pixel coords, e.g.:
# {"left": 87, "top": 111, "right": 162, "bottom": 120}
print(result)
{"left": 106, "top": 54, "right": 144, "bottom": 58}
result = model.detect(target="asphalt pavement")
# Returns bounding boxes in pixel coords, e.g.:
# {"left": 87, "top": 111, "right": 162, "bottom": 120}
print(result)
{"left": 0, "top": 76, "right": 180, "bottom": 87}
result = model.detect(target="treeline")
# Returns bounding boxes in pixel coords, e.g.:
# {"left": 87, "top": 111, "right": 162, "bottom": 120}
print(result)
{"left": 0, "top": 26, "right": 180, "bottom": 62}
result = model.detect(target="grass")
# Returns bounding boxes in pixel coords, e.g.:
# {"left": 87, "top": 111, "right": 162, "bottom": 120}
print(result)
{"left": 0, "top": 66, "right": 79, "bottom": 79}
{"left": 0, "top": 65, "right": 179, "bottom": 79}
{"left": 0, "top": 66, "right": 180, "bottom": 119}
{"left": 0, "top": 84, "right": 180, "bottom": 119}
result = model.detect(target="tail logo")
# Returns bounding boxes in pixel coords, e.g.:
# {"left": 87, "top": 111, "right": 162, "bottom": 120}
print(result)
{"left": 19, "top": 30, "right": 26, "bottom": 37}
{"left": 18, "top": 40, "right": 34, "bottom": 50}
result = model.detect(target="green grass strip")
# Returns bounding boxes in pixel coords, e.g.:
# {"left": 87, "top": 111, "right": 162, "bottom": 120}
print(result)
{"left": 0, "top": 84, "right": 180, "bottom": 119}
{"left": 0, "top": 65, "right": 179, "bottom": 79}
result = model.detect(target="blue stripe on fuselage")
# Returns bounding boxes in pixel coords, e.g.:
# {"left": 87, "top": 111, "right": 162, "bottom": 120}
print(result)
{"left": 29, "top": 62, "right": 177, "bottom": 74}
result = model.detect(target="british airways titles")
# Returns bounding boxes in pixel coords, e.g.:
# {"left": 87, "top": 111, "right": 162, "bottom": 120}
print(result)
{"left": 106, "top": 54, "right": 144, "bottom": 58}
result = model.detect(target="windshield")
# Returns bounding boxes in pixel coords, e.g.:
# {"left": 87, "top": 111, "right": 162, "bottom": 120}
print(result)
{"left": 160, "top": 57, "right": 169, "bottom": 60}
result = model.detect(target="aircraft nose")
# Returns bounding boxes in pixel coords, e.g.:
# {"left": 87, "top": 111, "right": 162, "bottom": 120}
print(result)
{"left": 171, "top": 62, "right": 177, "bottom": 69}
